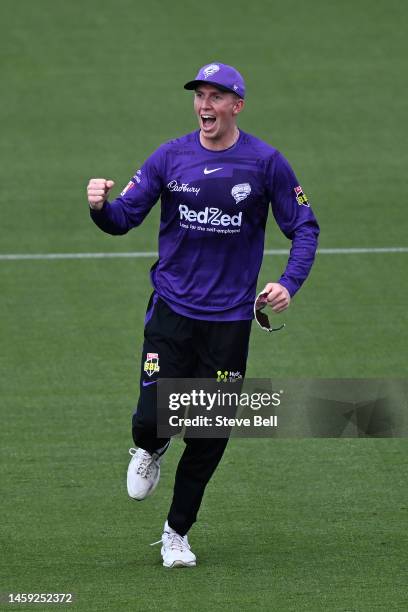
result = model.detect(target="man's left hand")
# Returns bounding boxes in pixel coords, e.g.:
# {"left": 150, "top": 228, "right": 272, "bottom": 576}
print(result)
{"left": 262, "top": 283, "right": 291, "bottom": 313}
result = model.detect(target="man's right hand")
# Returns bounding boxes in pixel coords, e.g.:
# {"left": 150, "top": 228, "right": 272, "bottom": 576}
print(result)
{"left": 87, "top": 178, "right": 115, "bottom": 210}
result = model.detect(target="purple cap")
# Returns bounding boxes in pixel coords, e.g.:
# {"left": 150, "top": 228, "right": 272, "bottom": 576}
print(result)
{"left": 184, "top": 62, "right": 245, "bottom": 99}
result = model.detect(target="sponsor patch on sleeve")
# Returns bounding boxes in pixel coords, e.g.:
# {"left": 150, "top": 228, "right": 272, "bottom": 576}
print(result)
{"left": 120, "top": 180, "right": 135, "bottom": 197}
{"left": 294, "top": 185, "right": 310, "bottom": 207}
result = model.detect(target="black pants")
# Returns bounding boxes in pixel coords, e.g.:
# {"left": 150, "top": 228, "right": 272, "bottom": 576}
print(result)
{"left": 132, "top": 293, "right": 252, "bottom": 535}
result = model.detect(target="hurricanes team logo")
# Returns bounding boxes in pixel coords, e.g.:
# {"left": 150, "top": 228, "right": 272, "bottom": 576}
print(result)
{"left": 144, "top": 353, "right": 160, "bottom": 377}
{"left": 203, "top": 64, "right": 220, "bottom": 79}
{"left": 231, "top": 183, "right": 251, "bottom": 204}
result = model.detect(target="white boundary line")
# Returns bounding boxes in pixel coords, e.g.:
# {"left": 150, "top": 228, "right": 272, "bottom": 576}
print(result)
{"left": 0, "top": 252, "right": 158, "bottom": 261}
{"left": 0, "top": 247, "right": 407, "bottom": 261}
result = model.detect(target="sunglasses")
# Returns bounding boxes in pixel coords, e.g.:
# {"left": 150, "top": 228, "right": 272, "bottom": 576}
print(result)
{"left": 254, "top": 291, "right": 286, "bottom": 333}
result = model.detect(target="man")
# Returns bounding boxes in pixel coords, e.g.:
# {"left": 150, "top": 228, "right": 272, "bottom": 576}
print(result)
{"left": 87, "top": 62, "right": 319, "bottom": 568}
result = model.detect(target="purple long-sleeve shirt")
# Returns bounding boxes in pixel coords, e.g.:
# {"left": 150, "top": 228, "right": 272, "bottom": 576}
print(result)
{"left": 90, "top": 129, "right": 319, "bottom": 321}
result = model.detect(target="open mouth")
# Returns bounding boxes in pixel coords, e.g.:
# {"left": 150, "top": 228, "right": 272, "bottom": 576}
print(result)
{"left": 201, "top": 114, "right": 216, "bottom": 129}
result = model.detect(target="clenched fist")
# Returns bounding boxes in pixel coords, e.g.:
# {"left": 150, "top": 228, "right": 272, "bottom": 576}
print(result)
{"left": 87, "top": 178, "right": 115, "bottom": 210}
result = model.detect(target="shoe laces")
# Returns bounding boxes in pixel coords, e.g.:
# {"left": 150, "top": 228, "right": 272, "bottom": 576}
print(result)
{"left": 150, "top": 530, "right": 190, "bottom": 552}
{"left": 129, "top": 447, "right": 157, "bottom": 479}
{"left": 166, "top": 531, "right": 190, "bottom": 552}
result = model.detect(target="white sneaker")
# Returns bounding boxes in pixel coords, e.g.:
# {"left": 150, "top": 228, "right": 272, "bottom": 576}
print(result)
{"left": 159, "top": 521, "right": 197, "bottom": 568}
{"left": 127, "top": 447, "right": 161, "bottom": 500}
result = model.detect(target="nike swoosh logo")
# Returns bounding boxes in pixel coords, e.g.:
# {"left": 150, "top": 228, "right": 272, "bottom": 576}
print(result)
{"left": 142, "top": 380, "right": 157, "bottom": 387}
{"left": 204, "top": 167, "right": 223, "bottom": 175}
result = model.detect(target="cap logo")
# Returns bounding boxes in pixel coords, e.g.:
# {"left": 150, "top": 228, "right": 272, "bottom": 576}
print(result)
{"left": 233, "top": 84, "right": 238, "bottom": 91}
{"left": 203, "top": 64, "right": 220, "bottom": 79}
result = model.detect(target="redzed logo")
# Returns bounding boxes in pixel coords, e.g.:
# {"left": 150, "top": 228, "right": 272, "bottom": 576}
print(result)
{"left": 179, "top": 205, "right": 242, "bottom": 227}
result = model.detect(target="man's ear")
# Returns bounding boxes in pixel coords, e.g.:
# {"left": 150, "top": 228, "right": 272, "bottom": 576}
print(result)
{"left": 232, "top": 99, "right": 245, "bottom": 115}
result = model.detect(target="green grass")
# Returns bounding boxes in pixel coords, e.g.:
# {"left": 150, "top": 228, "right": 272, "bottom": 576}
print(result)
{"left": 1, "top": 0, "right": 408, "bottom": 610}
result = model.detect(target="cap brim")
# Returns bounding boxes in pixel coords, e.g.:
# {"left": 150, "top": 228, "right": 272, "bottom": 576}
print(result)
{"left": 184, "top": 80, "right": 238, "bottom": 96}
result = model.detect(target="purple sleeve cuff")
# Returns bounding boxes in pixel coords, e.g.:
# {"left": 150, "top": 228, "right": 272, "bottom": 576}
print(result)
{"left": 277, "top": 278, "right": 297, "bottom": 298}
{"left": 89, "top": 200, "right": 133, "bottom": 235}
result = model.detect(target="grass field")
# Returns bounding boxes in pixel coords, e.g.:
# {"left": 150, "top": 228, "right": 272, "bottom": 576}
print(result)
{"left": 1, "top": 0, "right": 407, "bottom": 610}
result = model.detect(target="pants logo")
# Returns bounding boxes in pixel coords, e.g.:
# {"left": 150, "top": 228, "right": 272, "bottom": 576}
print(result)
{"left": 216, "top": 370, "right": 229, "bottom": 382}
{"left": 216, "top": 370, "right": 242, "bottom": 382}
{"left": 144, "top": 352, "right": 160, "bottom": 377}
